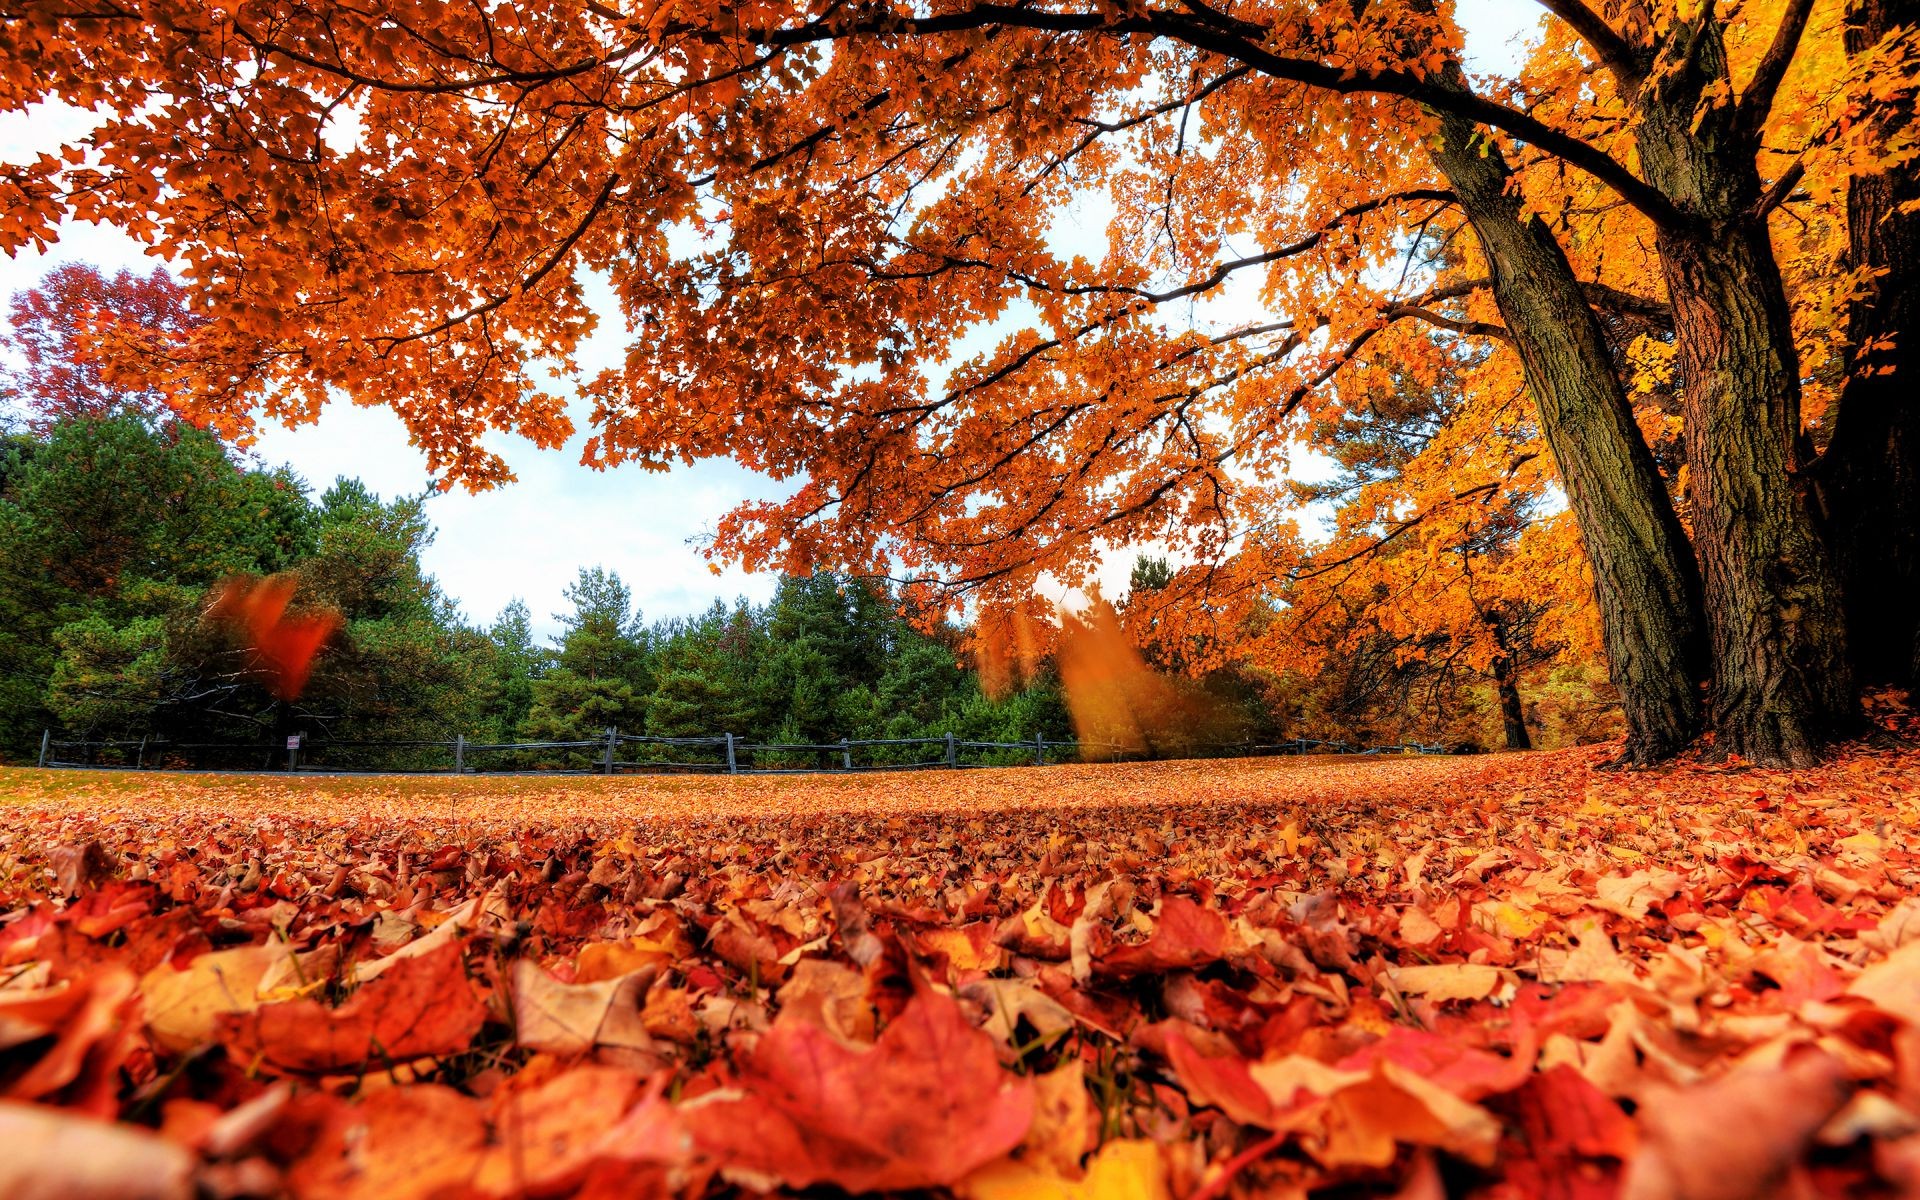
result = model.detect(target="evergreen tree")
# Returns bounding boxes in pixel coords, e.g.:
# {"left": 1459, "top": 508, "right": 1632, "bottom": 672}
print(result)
{"left": 0, "top": 416, "right": 315, "bottom": 750}
{"left": 289, "top": 482, "right": 495, "bottom": 756}
{"left": 646, "top": 601, "right": 755, "bottom": 741}
{"left": 525, "top": 567, "right": 651, "bottom": 746}
{"left": 485, "top": 599, "right": 542, "bottom": 741}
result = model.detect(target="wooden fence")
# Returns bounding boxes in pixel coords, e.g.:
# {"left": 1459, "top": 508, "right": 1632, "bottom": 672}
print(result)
{"left": 34, "top": 728, "right": 1450, "bottom": 775}
{"left": 39, "top": 729, "right": 1089, "bottom": 775}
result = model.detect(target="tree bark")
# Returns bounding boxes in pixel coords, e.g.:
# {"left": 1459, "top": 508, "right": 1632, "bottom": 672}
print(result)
{"left": 1493, "top": 655, "right": 1532, "bottom": 751}
{"left": 1817, "top": 0, "right": 1920, "bottom": 689}
{"left": 1427, "top": 106, "right": 1709, "bottom": 763}
{"left": 1631, "top": 23, "right": 1856, "bottom": 765}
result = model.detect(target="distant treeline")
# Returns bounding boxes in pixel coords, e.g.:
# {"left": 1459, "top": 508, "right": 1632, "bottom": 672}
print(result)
{"left": 0, "top": 414, "right": 1095, "bottom": 759}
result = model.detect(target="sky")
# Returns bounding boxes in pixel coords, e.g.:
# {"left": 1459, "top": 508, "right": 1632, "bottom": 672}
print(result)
{"left": 0, "top": 3, "right": 1545, "bottom": 643}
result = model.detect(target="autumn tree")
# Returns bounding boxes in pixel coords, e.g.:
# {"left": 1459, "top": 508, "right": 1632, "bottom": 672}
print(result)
{"left": 7, "top": 0, "right": 1915, "bottom": 764}
{"left": 1190, "top": 330, "right": 1593, "bottom": 753}
{"left": 1816, "top": 0, "right": 1920, "bottom": 689}
{"left": 0, "top": 264, "right": 201, "bottom": 433}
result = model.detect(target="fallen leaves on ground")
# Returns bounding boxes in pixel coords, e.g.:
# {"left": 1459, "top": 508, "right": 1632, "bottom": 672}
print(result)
{"left": 1, "top": 742, "right": 1919, "bottom": 1197}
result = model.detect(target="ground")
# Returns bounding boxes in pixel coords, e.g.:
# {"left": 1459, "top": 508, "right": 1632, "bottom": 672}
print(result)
{"left": 3, "top": 744, "right": 1920, "bottom": 1198}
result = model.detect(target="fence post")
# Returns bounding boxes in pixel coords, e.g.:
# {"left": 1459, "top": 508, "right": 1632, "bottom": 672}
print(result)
{"left": 37, "top": 730, "right": 49, "bottom": 768}
{"left": 945, "top": 731, "right": 957, "bottom": 768}
{"left": 137, "top": 734, "right": 148, "bottom": 770}
{"left": 286, "top": 736, "right": 299, "bottom": 773}
{"left": 1033, "top": 731, "right": 1044, "bottom": 767}
{"left": 454, "top": 734, "right": 465, "bottom": 775}
{"left": 725, "top": 733, "right": 738, "bottom": 775}
{"left": 840, "top": 739, "right": 852, "bottom": 771}
{"left": 604, "top": 727, "right": 618, "bottom": 775}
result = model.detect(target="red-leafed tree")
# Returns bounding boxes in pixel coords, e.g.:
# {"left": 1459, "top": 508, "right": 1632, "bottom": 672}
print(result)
{"left": 1, "top": 263, "right": 200, "bottom": 433}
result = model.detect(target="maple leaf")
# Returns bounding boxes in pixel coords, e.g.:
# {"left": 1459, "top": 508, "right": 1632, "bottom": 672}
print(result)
{"left": 1593, "top": 870, "right": 1685, "bottom": 920}
{"left": 0, "top": 968, "right": 136, "bottom": 1116}
{"left": 470, "top": 1065, "right": 648, "bottom": 1196}
{"left": 1162, "top": 1025, "right": 1503, "bottom": 1166}
{"left": 1620, "top": 1049, "right": 1852, "bottom": 1200}
{"left": 1847, "top": 937, "right": 1920, "bottom": 1023}
{"left": 285, "top": 1084, "right": 488, "bottom": 1200}
{"left": 510, "top": 958, "right": 658, "bottom": 1056}
{"left": 140, "top": 941, "right": 308, "bottom": 1053}
{"left": 1334, "top": 1027, "right": 1535, "bottom": 1100}
{"left": 218, "top": 940, "right": 486, "bottom": 1073}
{"left": 204, "top": 575, "right": 342, "bottom": 701}
{"left": 1095, "top": 894, "right": 1229, "bottom": 979}
{"left": 683, "top": 986, "right": 1035, "bottom": 1190}
{"left": 1381, "top": 962, "right": 1504, "bottom": 1003}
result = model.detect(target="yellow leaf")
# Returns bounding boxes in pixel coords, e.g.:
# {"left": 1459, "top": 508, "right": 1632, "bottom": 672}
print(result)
{"left": 959, "top": 1139, "right": 1170, "bottom": 1200}
{"left": 1382, "top": 962, "right": 1501, "bottom": 1002}
{"left": 139, "top": 943, "right": 295, "bottom": 1053}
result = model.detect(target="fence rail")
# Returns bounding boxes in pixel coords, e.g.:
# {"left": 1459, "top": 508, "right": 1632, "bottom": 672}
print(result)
{"left": 34, "top": 726, "right": 1450, "bottom": 776}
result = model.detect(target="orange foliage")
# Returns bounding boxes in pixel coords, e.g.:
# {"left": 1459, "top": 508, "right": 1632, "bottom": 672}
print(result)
{"left": 970, "top": 598, "right": 1053, "bottom": 703}
{"left": 204, "top": 575, "right": 342, "bottom": 700}
{"left": 1055, "top": 598, "right": 1226, "bottom": 759}
{"left": 7, "top": 0, "right": 1919, "bottom": 768}
{"left": 4, "top": 0, "right": 1911, "bottom": 596}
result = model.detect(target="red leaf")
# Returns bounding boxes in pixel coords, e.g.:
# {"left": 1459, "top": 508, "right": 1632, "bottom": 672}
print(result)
{"left": 217, "top": 941, "right": 485, "bottom": 1074}
{"left": 683, "top": 986, "right": 1033, "bottom": 1190}
{"left": 1159, "top": 1024, "right": 1280, "bottom": 1127}
{"left": 1621, "top": 1049, "right": 1851, "bottom": 1200}
{"left": 205, "top": 575, "right": 341, "bottom": 701}
{"left": 1097, "top": 895, "right": 1229, "bottom": 978}
{"left": 0, "top": 969, "right": 137, "bottom": 1117}
{"left": 1336, "top": 1027, "right": 1534, "bottom": 1101}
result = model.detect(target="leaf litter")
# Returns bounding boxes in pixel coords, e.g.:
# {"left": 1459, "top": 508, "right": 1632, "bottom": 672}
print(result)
{"left": 1, "top": 743, "right": 1918, "bottom": 1197}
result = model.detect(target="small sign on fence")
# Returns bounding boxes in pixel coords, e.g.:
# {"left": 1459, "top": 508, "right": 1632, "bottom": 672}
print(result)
{"left": 286, "top": 735, "right": 303, "bottom": 750}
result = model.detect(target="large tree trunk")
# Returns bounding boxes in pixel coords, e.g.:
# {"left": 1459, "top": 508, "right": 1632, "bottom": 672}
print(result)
{"left": 1817, "top": 0, "right": 1920, "bottom": 689}
{"left": 1427, "top": 108, "right": 1709, "bottom": 763}
{"left": 1631, "top": 26, "right": 1855, "bottom": 765}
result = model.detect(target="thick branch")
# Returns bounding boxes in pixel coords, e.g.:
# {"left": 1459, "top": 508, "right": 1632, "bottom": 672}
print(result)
{"left": 746, "top": 5, "right": 1689, "bottom": 230}
{"left": 1534, "top": 0, "right": 1647, "bottom": 92}
{"left": 1578, "top": 280, "right": 1672, "bottom": 327}
{"left": 1753, "top": 160, "right": 1806, "bottom": 219}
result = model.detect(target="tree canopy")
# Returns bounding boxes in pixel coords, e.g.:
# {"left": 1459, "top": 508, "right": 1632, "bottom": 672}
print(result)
{"left": 4, "top": 0, "right": 1914, "bottom": 763}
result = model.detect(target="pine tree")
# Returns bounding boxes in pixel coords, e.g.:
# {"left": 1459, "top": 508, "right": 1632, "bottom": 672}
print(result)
{"left": 525, "top": 567, "right": 652, "bottom": 746}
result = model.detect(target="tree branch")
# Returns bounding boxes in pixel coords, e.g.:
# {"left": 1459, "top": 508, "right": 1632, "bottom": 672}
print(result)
{"left": 1534, "top": 0, "right": 1647, "bottom": 93}
{"left": 747, "top": 5, "right": 1690, "bottom": 231}
{"left": 1578, "top": 280, "right": 1672, "bottom": 327}
{"left": 1382, "top": 303, "right": 1510, "bottom": 341}
{"left": 1752, "top": 159, "right": 1806, "bottom": 219}
{"left": 1736, "top": 0, "right": 1816, "bottom": 138}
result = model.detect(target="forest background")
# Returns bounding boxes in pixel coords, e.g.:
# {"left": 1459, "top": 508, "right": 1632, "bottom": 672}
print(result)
{"left": 0, "top": 266, "right": 1621, "bottom": 762}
